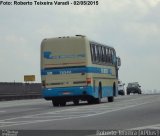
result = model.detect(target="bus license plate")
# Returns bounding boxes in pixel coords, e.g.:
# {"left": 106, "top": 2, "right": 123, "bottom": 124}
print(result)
{"left": 62, "top": 92, "right": 71, "bottom": 95}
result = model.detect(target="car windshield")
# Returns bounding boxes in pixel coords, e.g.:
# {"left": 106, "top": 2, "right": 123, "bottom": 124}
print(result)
{"left": 128, "top": 83, "right": 138, "bottom": 87}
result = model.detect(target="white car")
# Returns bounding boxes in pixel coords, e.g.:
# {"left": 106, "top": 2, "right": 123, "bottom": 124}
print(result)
{"left": 118, "top": 81, "right": 125, "bottom": 95}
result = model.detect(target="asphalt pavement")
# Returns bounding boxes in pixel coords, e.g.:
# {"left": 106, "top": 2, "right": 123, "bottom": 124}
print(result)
{"left": 0, "top": 94, "right": 160, "bottom": 135}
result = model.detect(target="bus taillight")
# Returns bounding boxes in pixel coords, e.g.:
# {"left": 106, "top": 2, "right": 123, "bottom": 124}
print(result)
{"left": 86, "top": 78, "right": 92, "bottom": 84}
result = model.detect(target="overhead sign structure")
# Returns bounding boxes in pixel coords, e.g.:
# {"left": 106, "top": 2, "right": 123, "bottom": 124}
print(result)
{"left": 24, "top": 75, "right": 35, "bottom": 82}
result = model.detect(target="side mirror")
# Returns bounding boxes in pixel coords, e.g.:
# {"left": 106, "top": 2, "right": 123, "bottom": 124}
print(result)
{"left": 117, "top": 57, "right": 121, "bottom": 67}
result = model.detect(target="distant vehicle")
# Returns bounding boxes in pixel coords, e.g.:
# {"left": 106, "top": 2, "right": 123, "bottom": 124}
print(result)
{"left": 41, "top": 35, "right": 121, "bottom": 107}
{"left": 118, "top": 81, "right": 125, "bottom": 95}
{"left": 127, "top": 82, "right": 142, "bottom": 95}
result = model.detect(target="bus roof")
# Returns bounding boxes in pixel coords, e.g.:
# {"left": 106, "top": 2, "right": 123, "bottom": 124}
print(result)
{"left": 42, "top": 35, "right": 113, "bottom": 47}
{"left": 42, "top": 35, "right": 86, "bottom": 42}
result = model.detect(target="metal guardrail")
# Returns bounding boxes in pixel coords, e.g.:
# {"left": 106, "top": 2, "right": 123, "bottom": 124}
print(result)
{"left": 0, "top": 93, "right": 42, "bottom": 101}
{"left": 0, "top": 82, "right": 42, "bottom": 101}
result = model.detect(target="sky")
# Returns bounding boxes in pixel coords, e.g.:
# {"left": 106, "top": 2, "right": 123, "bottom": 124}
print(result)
{"left": 0, "top": 0, "right": 160, "bottom": 91}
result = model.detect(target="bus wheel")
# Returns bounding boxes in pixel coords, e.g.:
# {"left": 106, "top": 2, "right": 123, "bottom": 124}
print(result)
{"left": 95, "top": 84, "right": 102, "bottom": 104}
{"left": 73, "top": 100, "right": 79, "bottom": 105}
{"left": 113, "top": 82, "right": 116, "bottom": 96}
{"left": 59, "top": 101, "right": 66, "bottom": 106}
{"left": 96, "top": 82, "right": 102, "bottom": 104}
{"left": 96, "top": 91, "right": 101, "bottom": 104}
{"left": 87, "top": 100, "right": 92, "bottom": 104}
{"left": 127, "top": 92, "right": 130, "bottom": 95}
{"left": 87, "top": 98, "right": 94, "bottom": 104}
{"left": 108, "top": 97, "right": 114, "bottom": 102}
{"left": 108, "top": 83, "right": 115, "bottom": 102}
{"left": 52, "top": 100, "right": 59, "bottom": 107}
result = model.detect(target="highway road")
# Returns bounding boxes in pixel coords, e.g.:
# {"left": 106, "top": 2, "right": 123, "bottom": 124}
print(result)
{"left": 0, "top": 94, "right": 160, "bottom": 135}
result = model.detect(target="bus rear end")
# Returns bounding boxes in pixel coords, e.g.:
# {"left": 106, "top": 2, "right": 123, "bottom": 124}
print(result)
{"left": 41, "top": 36, "right": 92, "bottom": 106}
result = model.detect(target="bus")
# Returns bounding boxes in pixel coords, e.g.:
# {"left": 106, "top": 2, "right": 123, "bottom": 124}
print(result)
{"left": 41, "top": 35, "right": 121, "bottom": 106}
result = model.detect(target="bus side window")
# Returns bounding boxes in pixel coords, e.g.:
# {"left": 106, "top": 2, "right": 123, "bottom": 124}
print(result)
{"left": 108, "top": 49, "right": 112, "bottom": 63}
{"left": 90, "top": 43, "right": 116, "bottom": 65}
{"left": 103, "top": 47, "right": 106, "bottom": 64}
{"left": 90, "top": 44, "right": 95, "bottom": 63}
{"left": 90, "top": 44, "right": 98, "bottom": 63}
{"left": 98, "top": 46, "right": 102, "bottom": 63}
{"left": 106, "top": 48, "right": 109, "bottom": 63}
{"left": 94, "top": 45, "right": 99, "bottom": 63}
{"left": 102, "top": 46, "right": 105, "bottom": 63}
{"left": 111, "top": 49, "right": 115, "bottom": 64}
{"left": 110, "top": 49, "right": 113, "bottom": 64}
{"left": 112, "top": 50, "right": 116, "bottom": 65}
{"left": 93, "top": 45, "right": 97, "bottom": 62}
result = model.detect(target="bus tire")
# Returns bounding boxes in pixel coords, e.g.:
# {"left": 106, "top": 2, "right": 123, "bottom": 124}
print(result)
{"left": 59, "top": 101, "right": 66, "bottom": 106}
{"left": 87, "top": 99, "right": 93, "bottom": 104}
{"left": 73, "top": 100, "right": 79, "bottom": 105}
{"left": 108, "top": 97, "right": 114, "bottom": 102}
{"left": 52, "top": 100, "right": 59, "bottom": 107}
{"left": 87, "top": 97, "right": 95, "bottom": 104}
{"left": 108, "top": 83, "right": 115, "bottom": 102}
{"left": 113, "top": 82, "right": 116, "bottom": 96}
{"left": 95, "top": 83, "right": 102, "bottom": 104}
{"left": 97, "top": 91, "right": 101, "bottom": 104}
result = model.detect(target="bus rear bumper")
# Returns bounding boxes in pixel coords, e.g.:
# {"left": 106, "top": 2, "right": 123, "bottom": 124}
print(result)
{"left": 42, "top": 86, "right": 94, "bottom": 101}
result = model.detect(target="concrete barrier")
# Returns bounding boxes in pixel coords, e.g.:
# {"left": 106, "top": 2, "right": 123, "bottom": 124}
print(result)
{"left": 0, "top": 82, "right": 42, "bottom": 101}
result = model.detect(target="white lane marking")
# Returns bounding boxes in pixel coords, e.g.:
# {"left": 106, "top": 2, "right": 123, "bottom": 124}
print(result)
{"left": 0, "top": 95, "right": 159, "bottom": 128}
{"left": 0, "top": 95, "right": 156, "bottom": 108}
{"left": 25, "top": 116, "right": 71, "bottom": 118}
{"left": 0, "top": 101, "right": 155, "bottom": 128}
{"left": 0, "top": 111, "right": 6, "bottom": 113}
{"left": 0, "top": 122, "right": 15, "bottom": 124}
{"left": 0, "top": 99, "right": 50, "bottom": 108}
{"left": 130, "top": 123, "right": 160, "bottom": 130}
{"left": 0, "top": 105, "right": 83, "bottom": 123}
{"left": 0, "top": 121, "right": 33, "bottom": 124}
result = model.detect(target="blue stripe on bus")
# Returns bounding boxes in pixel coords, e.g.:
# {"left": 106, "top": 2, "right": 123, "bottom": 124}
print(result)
{"left": 42, "top": 86, "right": 93, "bottom": 97}
{"left": 42, "top": 86, "right": 115, "bottom": 98}
{"left": 41, "top": 67, "right": 112, "bottom": 75}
